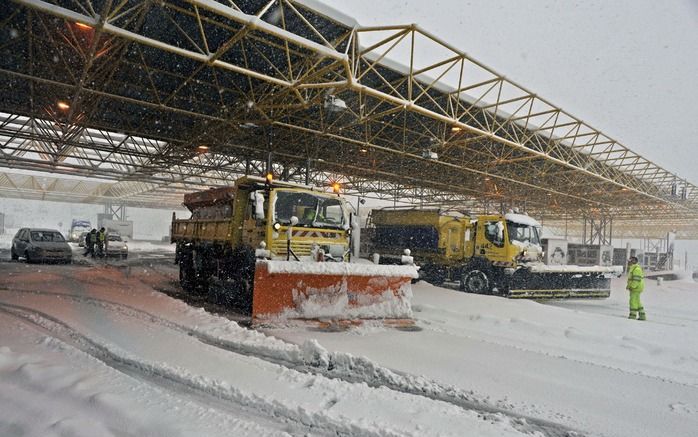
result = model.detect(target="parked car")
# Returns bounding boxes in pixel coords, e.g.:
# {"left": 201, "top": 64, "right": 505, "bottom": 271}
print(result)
{"left": 11, "top": 228, "right": 72, "bottom": 263}
{"left": 105, "top": 234, "right": 128, "bottom": 259}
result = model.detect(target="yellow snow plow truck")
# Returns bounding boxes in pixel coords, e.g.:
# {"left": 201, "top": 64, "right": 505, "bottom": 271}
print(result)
{"left": 368, "top": 209, "right": 621, "bottom": 299}
{"left": 171, "top": 177, "right": 417, "bottom": 322}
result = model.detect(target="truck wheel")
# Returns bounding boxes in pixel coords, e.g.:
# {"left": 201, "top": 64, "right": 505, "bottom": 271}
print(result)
{"left": 423, "top": 265, "right": 446, "bottom": 286}
{"left": 224, "top": 247, "right": 255, "bottom": 314}
{"left": 461, "top": 269, "right": 492, "bottom": 294}
{"left": 192, "top": 250, "right": 211, "bottom": 296}
{"left": 179, "top": 253, "right": 195, "bottom": 293}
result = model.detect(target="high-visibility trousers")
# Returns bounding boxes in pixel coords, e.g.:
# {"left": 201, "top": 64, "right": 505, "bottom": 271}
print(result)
{"left": 629, "top": 289, "right": 644, "bottom": 314}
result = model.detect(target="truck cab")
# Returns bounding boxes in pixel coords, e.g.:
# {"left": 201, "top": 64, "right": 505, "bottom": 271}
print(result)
{"left": 471, "top": 213, "right": 543, "bottom": 266}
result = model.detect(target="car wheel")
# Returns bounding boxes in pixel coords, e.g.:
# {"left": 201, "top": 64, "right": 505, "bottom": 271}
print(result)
{"left": 24, "top": 250, "right": 33, "bottom": 264}
{"left": 11, "top": 246, "right": 18, "bottom": 261}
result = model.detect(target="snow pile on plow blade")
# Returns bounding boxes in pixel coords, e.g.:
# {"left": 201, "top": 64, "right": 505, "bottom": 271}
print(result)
{"left": 252, "top": 260, "right": 418, "bottom": 321}
{"left": 508, "top": 265, "right": 623, "bottom": 299}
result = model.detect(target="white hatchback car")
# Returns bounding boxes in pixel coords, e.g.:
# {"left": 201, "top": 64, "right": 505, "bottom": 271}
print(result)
{"left": 105, "top": 234, "right": 129, "bottom": 259}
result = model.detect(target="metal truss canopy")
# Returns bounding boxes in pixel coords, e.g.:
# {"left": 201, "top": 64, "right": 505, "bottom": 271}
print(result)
{"left": 1, "top": 0, "right": 697, "bottom": 239}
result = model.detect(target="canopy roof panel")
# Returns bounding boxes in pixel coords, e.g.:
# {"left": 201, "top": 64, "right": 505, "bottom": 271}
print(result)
{"left": 1, "top": 0, "right": 696, "bottom": 238}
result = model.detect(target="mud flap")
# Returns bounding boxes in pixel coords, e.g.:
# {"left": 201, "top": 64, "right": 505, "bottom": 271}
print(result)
{"left": 251, "top": 260, "right": 418, "bottom": 322}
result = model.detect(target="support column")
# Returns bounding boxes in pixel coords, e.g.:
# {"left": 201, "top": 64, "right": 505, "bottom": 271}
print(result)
{"left": 104, "top": 202, "right": 126, "bottom": 221}
{"left": 582, "top": 215, "right": 613, "bottom": 245}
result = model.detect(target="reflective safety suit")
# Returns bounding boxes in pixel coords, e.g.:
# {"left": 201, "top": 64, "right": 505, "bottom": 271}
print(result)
{"left": 96, "top": 230, "right": 106, "bottom": 257}
{"left": 627, "top": 263, "right": 646, "bottom": 320}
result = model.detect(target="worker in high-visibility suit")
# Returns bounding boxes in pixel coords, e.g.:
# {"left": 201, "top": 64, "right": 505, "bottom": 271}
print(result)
{"left": 626, "top": 256, "right": 646, "bottom": 320}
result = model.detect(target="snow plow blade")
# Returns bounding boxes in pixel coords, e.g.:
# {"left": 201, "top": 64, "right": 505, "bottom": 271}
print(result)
{"left": 251, "top": 260, "right": 418, "bottom": 322}
{"left": 508, "top": 265, "right": 623, "bottom": 299}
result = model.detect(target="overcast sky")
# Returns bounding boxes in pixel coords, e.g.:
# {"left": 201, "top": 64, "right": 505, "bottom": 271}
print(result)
{"left": 320, "top": 0, "right": 698, "bottom": 185}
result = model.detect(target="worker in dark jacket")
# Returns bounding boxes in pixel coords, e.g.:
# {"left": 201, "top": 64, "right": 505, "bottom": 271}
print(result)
{"left": 83, "top": 229, "right": 97, "bottom": 258}
{"left": 96, "top": 227, "right": 106, "bottom": 258}
{"left": 626, "top": 256, "right": 646, "bottom": 320}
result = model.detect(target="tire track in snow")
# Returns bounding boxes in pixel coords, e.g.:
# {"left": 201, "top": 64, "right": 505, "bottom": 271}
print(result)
{"left": 0, "top": 302, "right": 393, "bottom": 437}
{"left": 0, "top": 287, "right": 582, "bottom": 437}
{"left": 415, "top": 302, "right": 698, "bottom": 390}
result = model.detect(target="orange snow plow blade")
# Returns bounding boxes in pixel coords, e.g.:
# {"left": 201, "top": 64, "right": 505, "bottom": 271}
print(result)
{"left": 251, "top": 260, "right": 418, "bottom": 323}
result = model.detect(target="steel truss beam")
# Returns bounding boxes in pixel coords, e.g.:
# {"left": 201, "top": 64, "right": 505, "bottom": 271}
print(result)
{"left": 1, "top": 0, "right": 696, "bottom": 240}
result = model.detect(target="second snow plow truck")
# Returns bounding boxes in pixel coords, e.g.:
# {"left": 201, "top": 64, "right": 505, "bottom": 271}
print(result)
{"left": 171, "top": 177, "right": 417, "bottom": 323}
{"left": 367, "top": 208, "right": 621, "bottom": 299}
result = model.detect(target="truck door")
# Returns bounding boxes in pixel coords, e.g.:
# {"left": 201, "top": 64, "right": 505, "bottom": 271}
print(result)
{"left": 240, "top": 189, "right": 266, "bottom": 248}
{"left": 463, "top": 221, "right": 474, "bottom": 259}
{"left": 442, "top": 221, "right": 463, "bottom": 260}
{"left": 475, "top": 217, "right": 510, "bottom": 263}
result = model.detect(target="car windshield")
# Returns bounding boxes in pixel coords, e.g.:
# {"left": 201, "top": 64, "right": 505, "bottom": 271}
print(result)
{"left": 30, "top": 231, "right": 65, "bottom": 242}
{"left": 273, "top": 190, "right": 346, "bottom": 228}
{"left": 506, "top": 221, "right": 541, "bottom": 245}
{"left": 107, "top": 235, "right": 122, "bottom": 241}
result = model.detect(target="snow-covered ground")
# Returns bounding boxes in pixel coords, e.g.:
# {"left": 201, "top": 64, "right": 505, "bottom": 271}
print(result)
{"left": 125, "top": 240, "right": 176, "bottom": 253}
{"left": 1, "top": 259, "right": 697, "bottom": 436}
{"left": 270, "top": 277, "right": 698, "bottom": 437}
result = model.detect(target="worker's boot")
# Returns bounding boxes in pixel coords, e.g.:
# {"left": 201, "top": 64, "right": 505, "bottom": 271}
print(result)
{"left": 638, "top": 310, "right": 646, "bottom": 321}
{"left": 628, "top": 311, "right": 637, "bottom": 320}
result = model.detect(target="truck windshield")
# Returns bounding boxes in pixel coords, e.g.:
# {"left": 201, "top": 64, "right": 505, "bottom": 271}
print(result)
{"left": 274, "top": 190, "right": 346, "bottom": 228}
{"left": 506, "top": 221, "right": 541, "bottom": 246}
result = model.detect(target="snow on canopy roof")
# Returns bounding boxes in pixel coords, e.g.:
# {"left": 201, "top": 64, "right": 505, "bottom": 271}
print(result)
{"left": 295, "top": 0, "right": 359, "bottom": 28}
{"left": 504, "top": 213, "right": 541, "bottom": 227}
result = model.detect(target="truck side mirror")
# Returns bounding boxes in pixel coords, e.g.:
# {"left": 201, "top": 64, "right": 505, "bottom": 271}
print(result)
{"left": 251, "top": 191, "right": 266, "bottom": 220}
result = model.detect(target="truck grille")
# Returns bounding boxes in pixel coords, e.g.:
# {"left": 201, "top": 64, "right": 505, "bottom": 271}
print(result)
{"left": 271, "top": 240, "right": 314, "bottom": 256}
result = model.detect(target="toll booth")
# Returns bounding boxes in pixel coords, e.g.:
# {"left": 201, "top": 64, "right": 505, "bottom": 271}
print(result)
{"left": 542, "top": 238, "right": 568, "bottom": 265}
{"left": 567, "top": 243, "right": 614, "bottom": 267}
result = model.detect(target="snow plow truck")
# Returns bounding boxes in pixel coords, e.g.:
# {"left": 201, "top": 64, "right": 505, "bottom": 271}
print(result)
{"left": 171, "top": 177, "right": 417, "bottom": 323}
{"left": 367, "top": 208, "right": 621, "bottom": 299}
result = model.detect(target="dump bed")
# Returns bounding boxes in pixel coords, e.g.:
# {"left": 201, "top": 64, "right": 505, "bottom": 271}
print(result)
{"left": 171, "top": 218, "right": 232, "bottom": 242}
{"left": 371, "top": 208, "right": 443, "bottom": 227}
{"left": 183, "top": 186, "right": 235, "bottom": 211}
{"left": 172, "top": 186, "right": 237, "bottom": 243}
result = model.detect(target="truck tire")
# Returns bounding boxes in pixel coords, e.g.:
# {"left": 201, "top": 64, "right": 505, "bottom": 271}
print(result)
{"left": 190, "top": 249, "right": 210, "bottom": 295}
{"left": 423, "top": 264, "right": 446, "bottom": 286}
{"left": 229, "top": 247, "right": 256, "bottom": 314}
{"left": 178, "top": 251, "right": 195, "bottom": 293}
{"left": 461, "top": 269, "right": 492, "bottom": 294}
